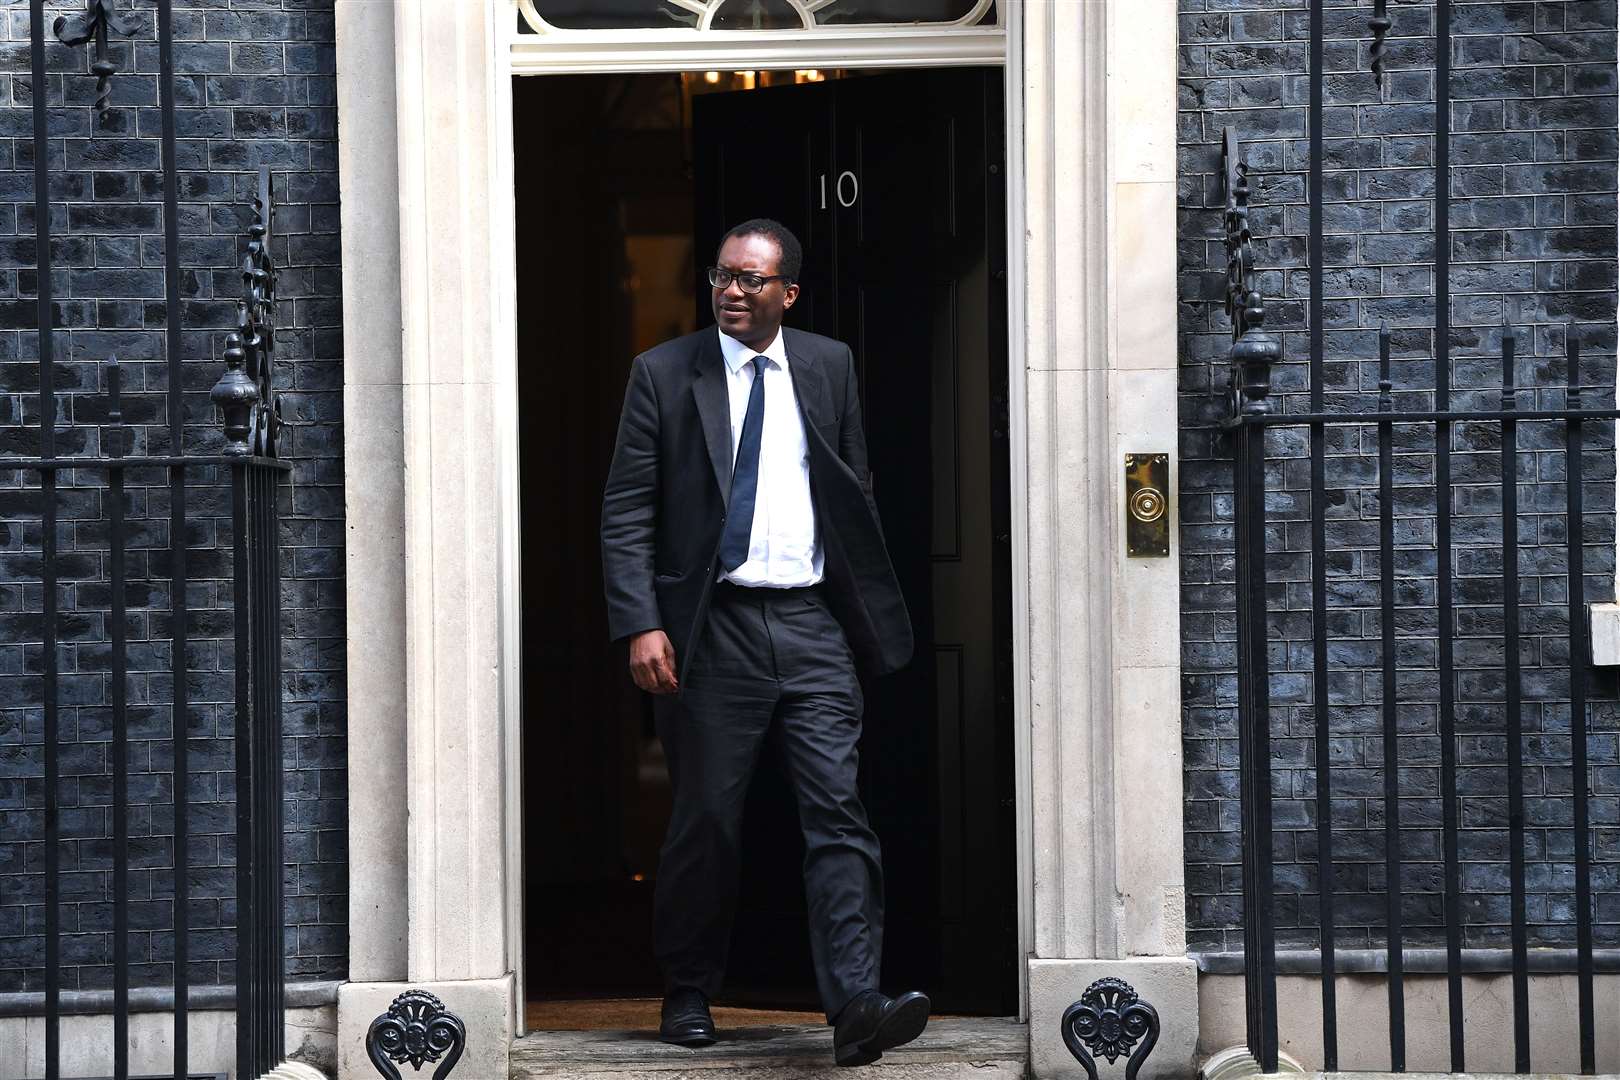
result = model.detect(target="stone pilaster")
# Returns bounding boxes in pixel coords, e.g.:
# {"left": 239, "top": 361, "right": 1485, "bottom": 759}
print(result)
{"left": 336, "top": 0, "right": 516, "bottom": 1074}
{"left": 337, "top": 0, "right": 409, "bottom": 988}
{"left": 1020, "top": 0, "right": 1197, "bottom": 1074}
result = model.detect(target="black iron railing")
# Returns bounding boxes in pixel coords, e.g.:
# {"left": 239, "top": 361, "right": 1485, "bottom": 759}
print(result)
{"left": 1219, "top": 0, "right": 1614, "bottom": 1072}
{"left": 1226, "top": 316, "right": 1611, "bottom": 1075}
{"left": 19, "top": 0, "right": 290, "bottom": 1076}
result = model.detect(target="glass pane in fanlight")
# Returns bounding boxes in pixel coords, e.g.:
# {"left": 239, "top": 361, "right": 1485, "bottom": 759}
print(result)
{"left": 816, "top": 0, "right": 990, "bottom": 24}
{"left": 711, "top": 0, "right": 804, "bottom": 30}
{"left": 526, "top": 0, "right": 700, "bottom": 30}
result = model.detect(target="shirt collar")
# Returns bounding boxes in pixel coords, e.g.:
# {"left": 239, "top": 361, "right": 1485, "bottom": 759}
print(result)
{"left": 717, "top": 325, "right": 788, "bottom": 374}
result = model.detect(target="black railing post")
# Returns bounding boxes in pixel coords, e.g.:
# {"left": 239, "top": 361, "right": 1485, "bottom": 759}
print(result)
{"left": 157, "top": 0, "right": 191, "bottom": 1069}
{"left": 108, "top": 359, "right": 130, "bottom": 1080}
{"left": 232, "top": 457, "right": 257, "bottom": 1076}
{"left": 1376, "top": 328, "right": 1404, "bottom": 1072}
{"left": 1224, "top": 126, "right": 1280, "bottom": 1074}
{"left": 1234, "top": 415, "right": 1278, "bottom": 1075}
{"left": 229, "top": 460, "right": 287, "bottom": 1080}
{"left": 252, "top": 460, "right": 284, "bottom": 1073}
{"left": 1501, "top": 328, "right": 1530, "bottom": 1071}
{"left": 1433, "top": 1, "right": 1465, "bottom": 1069}
{"left": 1565, "top": 327, "right": 1596, "bottom": 1075}
{"left": 1305, "top": 2, "right": 1337, "bottom": 1064}
{"left": 220, "top": 166, "right": 284, "bottom": 1080}
{"left": 269, "top": 462, "right": 287, "bottom": 1065}
{"left": 254, "top": 464, "right": 270, "bottom": 1074}
{"left": 31, "top": 0, "right": 60, "bottom": 1075}
{"left": 266, "top": 461, "right": 287, "bottom": 1067}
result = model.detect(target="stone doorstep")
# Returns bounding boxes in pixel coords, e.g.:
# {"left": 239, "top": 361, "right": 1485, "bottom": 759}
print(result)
{"left": 509, "top": 1017, "right": 1028, "bottom": 1078}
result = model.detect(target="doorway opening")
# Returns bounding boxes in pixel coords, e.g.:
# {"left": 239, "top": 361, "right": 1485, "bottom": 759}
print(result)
{"left": 514, "top": 67, "right": 1017, "bottom": 1028}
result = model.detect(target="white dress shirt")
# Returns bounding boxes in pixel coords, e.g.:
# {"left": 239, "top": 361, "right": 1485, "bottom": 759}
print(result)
{"left": 716, "top": 326, "right": 824, "bottom": 587}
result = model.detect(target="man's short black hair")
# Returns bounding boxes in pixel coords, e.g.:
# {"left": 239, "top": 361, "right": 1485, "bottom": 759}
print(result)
{"left": 717, "top": 218, "right": 803, "bottom": 283}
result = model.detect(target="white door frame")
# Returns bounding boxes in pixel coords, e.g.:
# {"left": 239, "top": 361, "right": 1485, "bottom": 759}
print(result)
{"left": 493, "top": 4, "right": 1034, "bottom": 1027}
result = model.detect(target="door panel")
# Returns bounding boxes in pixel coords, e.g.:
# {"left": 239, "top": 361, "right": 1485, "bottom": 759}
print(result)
{"left": 691, "top": 69, "right": 1013, "bottom": 1015}
{"left": 694, "top": 83, "right": 833, "bottom": 337}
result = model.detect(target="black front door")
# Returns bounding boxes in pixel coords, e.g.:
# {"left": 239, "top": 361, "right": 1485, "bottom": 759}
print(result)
{"left": 693, "top": 68, "right": 1015, "bottom": 1016}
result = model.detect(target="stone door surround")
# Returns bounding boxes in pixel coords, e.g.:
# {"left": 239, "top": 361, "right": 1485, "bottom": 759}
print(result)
{"left": 334, "top": 2, "right": 1194, "bottom": 1076}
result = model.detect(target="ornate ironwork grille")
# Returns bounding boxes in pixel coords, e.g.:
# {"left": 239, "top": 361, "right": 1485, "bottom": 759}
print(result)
{"left": 12, "top": 2, "right": 291, "bottom": 1078}
{"left": 1219, "top": 1, "right": 1616, "bottom": 1075}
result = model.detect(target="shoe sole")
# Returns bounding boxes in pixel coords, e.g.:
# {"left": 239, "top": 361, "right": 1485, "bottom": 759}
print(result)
{"left": 835, "top": 995, "right": 930, "bottom": 1068}
{"left": 660, "top": 1028, "right": 717, "bottom": 1048}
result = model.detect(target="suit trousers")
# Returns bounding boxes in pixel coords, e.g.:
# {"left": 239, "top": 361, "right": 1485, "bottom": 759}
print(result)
{"left": 653, "top": 582, "right": 884, "bottom": 1022}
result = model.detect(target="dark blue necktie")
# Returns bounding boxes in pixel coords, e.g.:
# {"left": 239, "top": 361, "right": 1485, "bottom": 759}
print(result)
{"left": 719, "top": 356, "right": 766, "bottom": 571}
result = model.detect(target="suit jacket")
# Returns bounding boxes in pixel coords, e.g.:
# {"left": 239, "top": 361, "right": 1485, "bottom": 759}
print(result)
{"left": 601, "top": 326, "right": 913, "bottom": 684}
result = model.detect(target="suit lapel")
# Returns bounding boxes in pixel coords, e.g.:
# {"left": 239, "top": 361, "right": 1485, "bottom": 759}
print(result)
{"left": 784, "top": 334, "right": 832, "bottom": 432}
{"left": 691, "top": 331, "right": 733, "bottom": 506}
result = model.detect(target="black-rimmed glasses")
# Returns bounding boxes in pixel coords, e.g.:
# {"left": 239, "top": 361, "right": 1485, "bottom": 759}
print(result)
{"left": 707, "top": 266, "right": 792, "bottom": 294}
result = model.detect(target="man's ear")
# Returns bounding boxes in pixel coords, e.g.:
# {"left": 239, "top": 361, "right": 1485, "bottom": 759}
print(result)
{"left": 782, "top": 282, "right": 801, "bottom": 310}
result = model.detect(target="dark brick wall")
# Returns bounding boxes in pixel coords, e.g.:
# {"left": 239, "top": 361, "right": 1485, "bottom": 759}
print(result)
{"left": 0, "top": 1, "right": 344, "bottom": 991}
{"left": 1179, "top": 1, "right": 1620, "bottom": 954}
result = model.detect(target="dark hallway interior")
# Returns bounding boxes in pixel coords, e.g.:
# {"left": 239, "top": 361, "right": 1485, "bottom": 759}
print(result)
{"left": 515, "top": 72, "right": 697, "bottom": 1005}
{"left": 513, "top": 69, "right": 1017, "bottom": 1021}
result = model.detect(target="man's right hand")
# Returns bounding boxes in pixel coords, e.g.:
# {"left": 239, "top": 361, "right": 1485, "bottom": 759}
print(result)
{"left": 629, "top": 629, "right": 679, "bottom": 694}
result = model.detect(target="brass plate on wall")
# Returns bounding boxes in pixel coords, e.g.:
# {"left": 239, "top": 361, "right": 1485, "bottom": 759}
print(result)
{"left": 1125, "top": 453, "right": 1169, "bottom": 558}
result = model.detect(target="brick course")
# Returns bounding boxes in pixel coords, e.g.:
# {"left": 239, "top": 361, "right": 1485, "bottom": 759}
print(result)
{"left": 1179, "top": 0, "right": 1620, "bottom": 956}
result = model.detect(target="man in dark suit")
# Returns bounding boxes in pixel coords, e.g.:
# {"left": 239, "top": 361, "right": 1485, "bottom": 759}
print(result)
{"left": 601, "top": 219, "right": 929, "bottom": 1066}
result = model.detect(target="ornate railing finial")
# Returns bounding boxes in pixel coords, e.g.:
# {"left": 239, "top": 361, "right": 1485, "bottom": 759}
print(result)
{"left": 105, "top": 355, "right": 126, "bottom": 458}
{"left": 366, "top": 990, "right": 466, "bottom": 1080}
{"left": 212, "top": 332, "right": 257, "bottom": 454}
{"left": 1062, "top": 977, "right": 1161, "bottom": 1080}
{"left": 212, "top": 167, "right": 279, "bottom": 457}
{"left": 1369, "top": 0, "right": 1392, "bottom": 85}
{"left": 1223, "top": 127, "right": 1280, "bottom": 423}
{"left": 54, "top": 0, "right": 135, "bottom": 123}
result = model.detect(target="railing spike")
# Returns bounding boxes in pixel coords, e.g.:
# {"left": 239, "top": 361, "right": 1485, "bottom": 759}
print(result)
{"left": 53, "top": 0, "right": 135, "bottom": 124}
{"left": 106, "top": 355, "right": 124, "bottom": 459}
{"left": 1567, "top": 321, "right": 1582, "bottom": 408}
{"left": 1369, "top": 0, "right": 1391, "bottom": 85}
{"left": 1378, "top": 325, "right": 1392, "bottom": 407}
{"left": 1500, "top": 326, "right": 1517, "bottom": 411}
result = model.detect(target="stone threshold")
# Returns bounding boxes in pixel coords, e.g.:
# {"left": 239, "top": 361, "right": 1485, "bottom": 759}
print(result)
{"left": 510, "top": 1016, "right": 1027, "bottom": 1078}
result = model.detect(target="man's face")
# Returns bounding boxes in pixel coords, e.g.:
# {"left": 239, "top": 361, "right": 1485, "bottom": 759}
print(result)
{"left": 711, "top": 233, "right": 799, "bottom": 349}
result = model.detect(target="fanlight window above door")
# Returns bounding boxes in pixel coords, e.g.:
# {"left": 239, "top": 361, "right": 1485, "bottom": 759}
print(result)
{"left": 517, "top": 0, "right": 997, "bottom": 33}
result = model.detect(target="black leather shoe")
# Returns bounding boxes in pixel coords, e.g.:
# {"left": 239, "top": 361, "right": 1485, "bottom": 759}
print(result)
{"left": 832, "top": 989, "right": 930, "bottom": 1067}
{"left": 659, "top": 987, "right": 716, "bottom": 1047}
